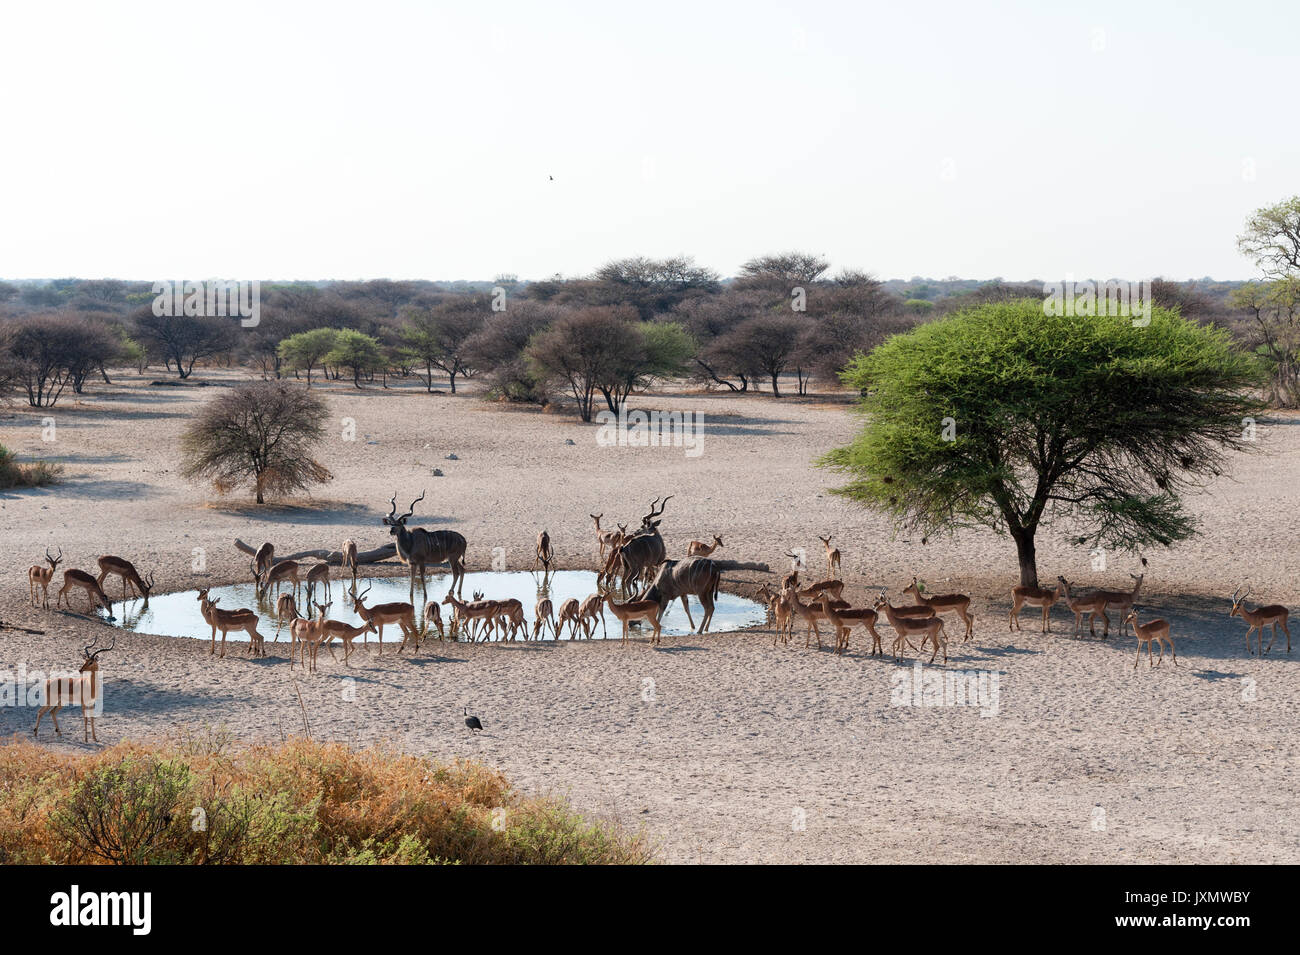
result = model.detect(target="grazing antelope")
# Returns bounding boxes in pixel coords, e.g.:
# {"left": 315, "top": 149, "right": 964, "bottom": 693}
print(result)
{"left": 555, "top": 597, "right": 582, "bottom": 640}
{"left": 797, "top": 578, "right": 845, "bottom": 602}
{"left": 383, "top": 490, "right": 468, "bottom": 598}
{"left": 495, "top": 597, "right": 527, "bottom": 641}
{"left": 1008, "top": 580, "right": 1062, "bottom": 633}
{"left": 28, "top": 547, "right": 62, "bottom": 608}
{"left": 354, "top": 585, "right": 419, "bottom": 654}
{"left": 1096, "top": 574, "right": 1144, "bottom": 637}
{"left": 687, "top": 535, "right": 723, "bottom": 557}
{"left": 422, "top": 600, "right": 445, "bottom": 641}
{"left": 305, "top": 561, "right": 331, "bottom": 603}
{"left": 578, "top": 593, "right": 607, "bottom": 639}
{"left": 641, "top": 556, "right": 722, "bottom": 634}
{"left": 254, "top": 541, "right": 275, "bottom": 581}
{"left": 533, "top": 597, "right": 556, "bottom": 640}
{"left": 274, "top": 592, "right": 298, "bottom": 640}
{"left": 1057, "top": 577, "right": 1111, "bottom": 638}
{"left": 902, "top": 577, "right": 974, "bottom": 641}
{"left": 1127, "top": 610, "right": 1176, "bottom": 669}
{"left": 534, "top": 530, "right": 554, "bottom": 571}
{"left": 341, "top": 538, "right": 359, "bottom": 593}
{"left": 259, "top": 559, "right": 302, "bottom": 601}
{"left": 57, "top": 570, "right": 115, "bottom": 618}
{"left": 875, "top": 593, "right": 947, "bottom": 663}
{"left": 1230, "top": 587, "right": 1291, "bottom": 655}
{"left": 607, "top": 596, "right": 663, "bottom": 647}
{"left": 318, "top": 617, "right": 379, "bottom": 667}
{"left": 820, "top": 597, "right": 886, "bottom": 656}
{"left": 96, "top": 555, "right": 155, "bottom": 603}
{"left": 441, "top": 591, "right": 501, "bottom": 644}
{"left": 197, "top": 589, "right": 264, "bottom": 658}
{"left": 818, "top": 535, "right": 841, "bottom": 578}
{"left": 34, "top": 636, "right": 114, "bottom": 742}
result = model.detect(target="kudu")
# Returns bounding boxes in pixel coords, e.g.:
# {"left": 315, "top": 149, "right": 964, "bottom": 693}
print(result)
{"left": 28, "top": 547, "right": 62, "bottom": 608}
{"left": 34, "top": 636, "right": 115, "bottom": 742}
{"left": 617, "top": 496, "right": 672, "bottom": 591}
{"left": 641, "top": 555, "right": 721, "bottom": 634}
{"left": 383, "top": 491, "right": 468, "bottom": 598}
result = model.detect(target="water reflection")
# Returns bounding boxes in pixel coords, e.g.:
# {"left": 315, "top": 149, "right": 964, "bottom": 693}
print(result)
{"left": 110, "top": 570, "right": 765, "bottom": 644}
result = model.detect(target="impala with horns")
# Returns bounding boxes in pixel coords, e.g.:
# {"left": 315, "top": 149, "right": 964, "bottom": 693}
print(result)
{"left": 617, "top": 496, "right": 672, "bottom": 590}
{"left": 28, "top": 547, "right": 62, "bottom": 608}
{"left": 353, "top": 583, "right": 419, "bottom": 654}
{"left": 1230, "top": 586, "right": 1291, "bottom": 655}
{"left": 34, "top": 636, "right": 114, "bottom": 742}
{"left": 96, "top": 555, "right": 155, "bottom": 603}
{"left": 383, "top": 490, "right": 468, "bottom": 597}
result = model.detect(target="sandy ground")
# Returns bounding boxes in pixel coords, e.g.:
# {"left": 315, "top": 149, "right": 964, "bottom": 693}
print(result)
{"left": 1, "top": 369, "right": 1298, "bottom": 864}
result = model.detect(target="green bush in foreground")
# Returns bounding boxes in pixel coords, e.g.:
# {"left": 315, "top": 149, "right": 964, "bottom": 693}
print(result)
{"left": 0, "top": 737, "right": 651, "bottom": 865}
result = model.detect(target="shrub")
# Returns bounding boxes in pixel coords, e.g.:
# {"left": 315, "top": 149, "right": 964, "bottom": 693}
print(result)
{"left": 0, "top": 738, "right": 650, "bottom": 865}
{"left": 0, "top": 445, "right": 62, "bottom": 489}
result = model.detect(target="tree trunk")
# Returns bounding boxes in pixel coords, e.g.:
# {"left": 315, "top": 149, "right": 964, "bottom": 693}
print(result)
{"left": 770, "top": 372, "right": 781, "bottom": 397}
{"left": 1012, "top": 527, "right": 1038, "bottom": 588}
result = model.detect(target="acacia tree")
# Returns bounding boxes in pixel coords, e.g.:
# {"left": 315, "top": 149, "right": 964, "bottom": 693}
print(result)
{"left": 526, "top": 307, "right": 639, "bottom": 421}
{"left": 132, "top": 310, "right": 237, "bottom": 378}
{"left": 400, "top": 301, "right": 482, "bottom": 393}
{"left": 278, "top": 328, "right": 338, "bottom": 385}
{"left": 325, "top": 329, "right": 384, "bottom": 388}
{"left": 181, "top": 381, "right": 332, "bottom": 504}
{"left": 821, "top": 300, "right": 1263, "bottom": 587}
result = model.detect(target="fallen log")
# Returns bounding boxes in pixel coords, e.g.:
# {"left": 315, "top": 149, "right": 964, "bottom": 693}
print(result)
{"left": 234, "top": 539, "right": 398, "bottom": 566}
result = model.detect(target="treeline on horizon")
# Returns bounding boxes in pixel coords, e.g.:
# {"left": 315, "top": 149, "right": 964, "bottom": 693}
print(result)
{"left": 0, "top": 255, "right": 1288, "bottom": 417}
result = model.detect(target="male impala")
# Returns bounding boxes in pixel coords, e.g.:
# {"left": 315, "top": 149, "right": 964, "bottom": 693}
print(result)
{"left": 1008, "top": 580, "right": 1062, "bottom": 633}
{"left": 289, "top": 602, "right": 331, "bottom": 672}
{"left": 57, "top": 569, "right": 115, "bottom": 618}
{"left": 1230, "top": 587, "right": 1291, "bottom": 655}
{"left": 96, "top": 555, "right": 155, "bottom": 603}
{"left": 28, "top": 547, "right": 62, "bottom": 608}
{"left": 197, "top": 589, "right": 264, "bottom": 658}
{"left": 607, "top": 596, "right": 663, "bottom": 647}
{"left": 34, "top": 636, "right": 114, "bottom": 742}
{"left": 354, "top": 584, "right": 418, "bottom": 654}
{"left": 1127, "top": 610, "right": 1176, "bottom": 669}
{"left": 686, "top": 535, "right": 723, "bottom": 557}
{"left": 903, "top": 577, "right": 974, "bottom": 641}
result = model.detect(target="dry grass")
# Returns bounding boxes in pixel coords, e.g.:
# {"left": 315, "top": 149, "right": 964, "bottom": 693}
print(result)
{"left": 0, "top": 445, "right": 62, "bottom": 488}
{"left": 0, "top": 734, "right": 651, "bottom": 865}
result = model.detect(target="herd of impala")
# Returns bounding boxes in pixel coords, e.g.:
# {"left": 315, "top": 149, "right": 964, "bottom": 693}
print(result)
{"left": 21, "top": 493, "right": 1296, "bottom": 741}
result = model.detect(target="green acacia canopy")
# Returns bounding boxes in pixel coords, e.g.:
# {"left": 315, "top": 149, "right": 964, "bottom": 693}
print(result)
{"left": 819, "top": 299, "right": 1263, "bottom": 587}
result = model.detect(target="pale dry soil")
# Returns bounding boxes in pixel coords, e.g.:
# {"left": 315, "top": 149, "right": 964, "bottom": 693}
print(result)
{"left": 1, "top": 370, "right": 1297, "bottom": 864}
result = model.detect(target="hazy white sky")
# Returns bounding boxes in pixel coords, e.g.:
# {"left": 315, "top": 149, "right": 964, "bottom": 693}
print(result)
{"left": 1, "top": 0, "right": 1295, "bottom": 282}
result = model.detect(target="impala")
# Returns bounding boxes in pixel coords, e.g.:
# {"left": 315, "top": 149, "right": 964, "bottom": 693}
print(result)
{"left": 817, "top": 595, "right": 886, "bottom": 656}
{"left": 534, "top": 530, "right": 554, "bottom": 571}
{"left": 1127, "top": 610, "right": 1176, "bottom": 669}
{"left": 354, "top": 584, "right": 419, "bottom": 655}
{"left": 318, "top": 617, "right": 379, "bottom": 667}
{"left": 289, "top": 602, "right": 331, "bottom": 672}
{"left": 1057, "top": 577, "right": 1111, "bottom": 638}
{"left": 258, "top": 559, "right": 302, "bottom": 601}
{"left": 578, "top": 593, "right": 607, "bottom": 639}
{"left": 305, "top": 561, "right": 331, "bottom": 602}
{"left": 341, "top": 538, "right": 359, "bottom": 593}
{"left": 274, "top": 593, "right": 298, "bottom": 640}
{"left": 33, "top": 636, "right": 114, "bottom": 742}
{"left": 1230, "top": 586, "right": 1291, "bottom": 655}
{"left": 533, "top": 597, "right": 556, "bottom": 640}
{"left": 441, "top": 591, "right": 501, "bottom": 643}
{"left": 422, "top": 600, "right": 445, "bottom": 641}
{"left": 555, "top": 597, "right": 582, "bottom": 640}
{"left": 818, "top": 535, "right": 841, "bottom": 578}
{"left": 27, "top": 547, "right": 62, "bottom": 608}
{"left": 197, "top": 589, "right": 264, "bottom": 658}
{"left": 686, "top": 535, "right": 723, "bottom": 557}
{"left": 96, "top": 555, "right": 155, "bottom": 603}
{"left": 1008, "top": 581, "right": 1062, "bottom": 633}
{"left": 902, "top": 577, "right": 974, "bottom": 641}
{"left": 875, "top": 593, "right": 947, "bottom": 664}
{"left": 1096, "top": 574, "right": 1144, "bottom": 636}
{"left": 57, "top": 570, "right": 115, "bottom": 618}
{"left": 591, "top": 514, "right": 626, "bottom": 560}
{"left": 607, "top": 596, "right": 663, "bottom": 647}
